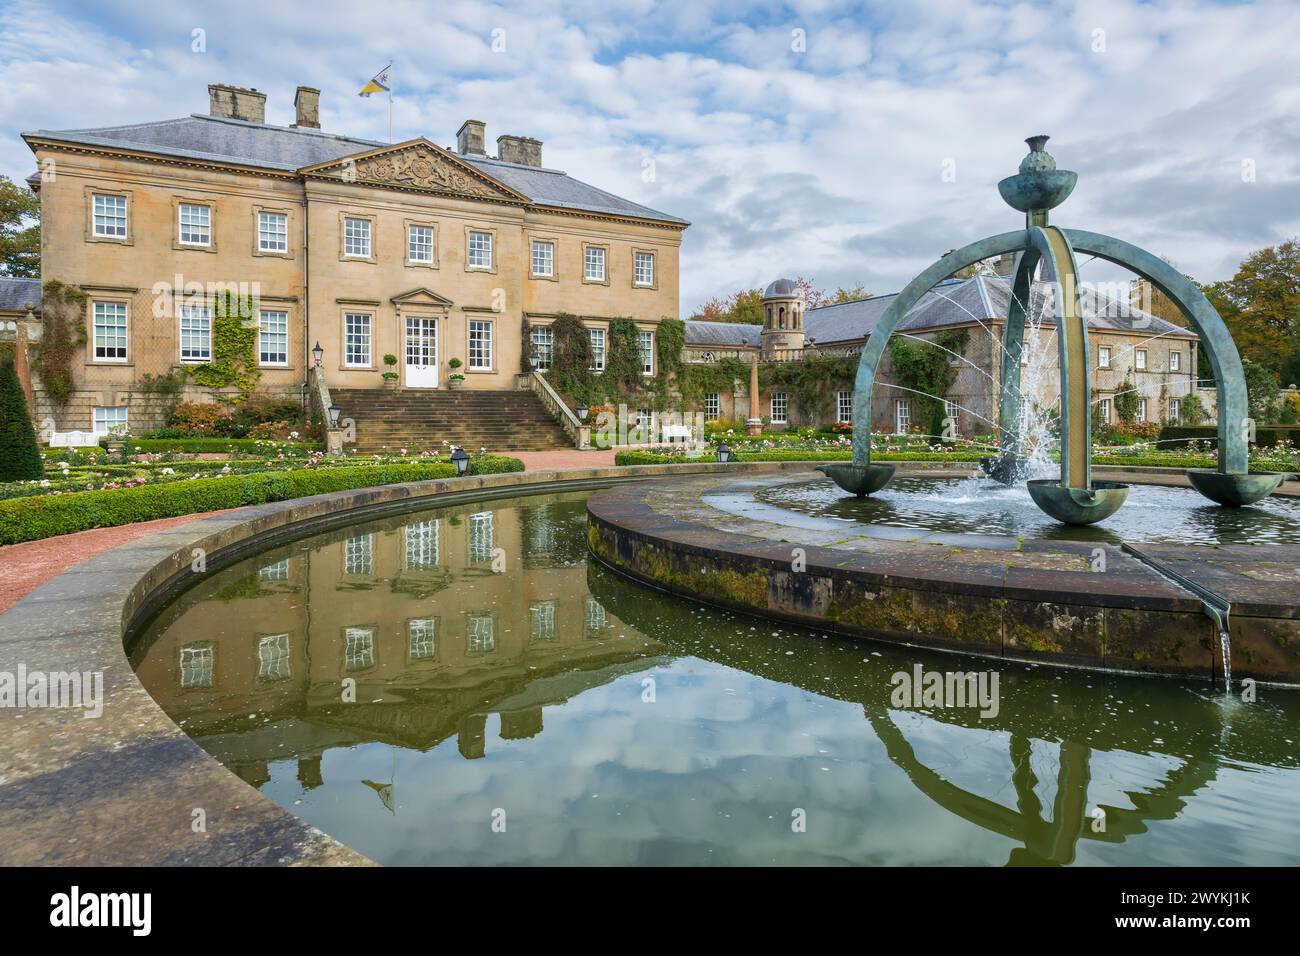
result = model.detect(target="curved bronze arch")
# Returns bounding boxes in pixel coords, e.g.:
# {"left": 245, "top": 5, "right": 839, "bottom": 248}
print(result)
{"left": 851, "top": 230, "right": 1252, "bottom": 477}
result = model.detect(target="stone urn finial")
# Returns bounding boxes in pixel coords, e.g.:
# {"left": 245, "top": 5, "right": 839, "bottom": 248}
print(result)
{"left": 998, "top": 134, "right": 1077, "bottom": 222}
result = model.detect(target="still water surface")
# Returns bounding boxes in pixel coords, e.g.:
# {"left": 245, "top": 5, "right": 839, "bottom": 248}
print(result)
{"left": 130, "top": 491, "right": 1300, "bottom": 865}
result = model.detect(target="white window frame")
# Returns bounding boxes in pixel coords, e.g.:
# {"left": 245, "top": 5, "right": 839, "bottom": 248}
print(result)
{"left": 634, "top": 250, "right": 655, "bottom": 287}
{"left": 408, "top": 618, "right": 438, "bottom": 661}
{"left": 589, "top": 328, "right": 606, "bottom": 372}
{"left": 1099, "top": 398, "right": 1111, "bottom": 423}
{"left": 258, "top": 211, "right": 288, "bottom": 253}
{"left": 344, "top": 627, "right": 375, "bottom": 671}
{"left": 92, "top": 193, "right": 127, "bottom": 238}
{"left": 837, "top": 390, "right": 852, "bottom": 423}
{"left": 178, "top": 202, "right": 211, "bottom": 247}
{"left": 1135, "top": 348, "right": 1147, "bottom": 371}
{"left": 468, "top": 319, "right": 493, "bottom": 370}
{"left": 344, "top": 534, "right": 374, "bottom": 576}
{"left": 530, "top": 601, "right": 557, "bottom": 642}
{"left": 344, "top": 312, "right": 373, "bottom": 368}
{"left": 258, "top": 309, "right": 289, "bottom": 367}
{"left": 584, "top": 245, "right": 606, "bottom": 282}
{"left": 1169, "top": 350, "right": 1181, "bottom": 371}
{"left": 343, "top": 217, "right": 371, "bottom": 258}
{"left": 407, "top": 224, "right": 435, "bottom": 264}
{"left": 638, "top": 329, "right": 654, "bottom": 376}
{"left": 92, "top": 301, "right": 128, "bottom": 363}
{"left": 1136, "top": 398, "right": 1147, "bottom": 423}
{"left": 179, "top": 644, "right": 213, "bottom": 689}
{"left": 468, "top": 512, "right": 494, "bottom": 564}
{"left": 531, "top": 325, "right": 553, "bottom": 371}
{"left": 1168, "top": 399, "right": 1181, "bottom": 423}
{"left": 179, "top": 304, "right": 212, "bottom": 364}
{"left": 895, "top": 399, "right": 911, "bottom": 434}
{"left": 770, "top": 392, "right": 788, "bottom": 424}
{"left": 467, "top": 230, "right": 493, "bottom": 270}
{"left": 530, "top": 240, "right": 554, "bottom": 278}
{"left": 1098, "top": 345, "right": 1111, "bottom": 369}
{"left": 468, "top": 613, "right": 495, "bottom": 653}
{"left": 257, "top": 634, "right": 291, "bottom": 682}
{"left": 92, "top": 405, "right": 129, "bottom": 437}
{"left": 704, "top": 392, "right": 720, "bottom": 421}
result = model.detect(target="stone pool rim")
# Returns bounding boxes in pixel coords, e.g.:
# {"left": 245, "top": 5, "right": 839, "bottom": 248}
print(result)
{"left": 0, "top": 460, "right": 1295, "bottom": 868}
{"left": 587, "top": 471, "right": 1300, "bottom": 688}
{"left": 0, "top": 460, "right": 839, "bottom": 867}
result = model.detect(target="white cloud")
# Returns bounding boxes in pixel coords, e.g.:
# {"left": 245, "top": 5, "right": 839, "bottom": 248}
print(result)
{"left": 1, "top": 0, "right": 1297, "bottom": 311}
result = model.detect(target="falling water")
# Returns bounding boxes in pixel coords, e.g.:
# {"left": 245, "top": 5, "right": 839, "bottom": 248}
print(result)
{"left": 1220, "top": 629, "right": 1233, "bottom": 692}
{"left": 1010, "top": 287, "right": 1061, "bottom": 482}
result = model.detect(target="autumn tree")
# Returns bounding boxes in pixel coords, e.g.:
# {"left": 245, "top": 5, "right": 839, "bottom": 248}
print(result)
{"left": 0, "top": 174, "right": 40, "bottom": 278}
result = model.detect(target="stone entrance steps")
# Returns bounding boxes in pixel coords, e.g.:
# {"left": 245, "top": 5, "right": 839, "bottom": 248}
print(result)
{"left": 329, "top": 388, "right": 572, "bottom": 453}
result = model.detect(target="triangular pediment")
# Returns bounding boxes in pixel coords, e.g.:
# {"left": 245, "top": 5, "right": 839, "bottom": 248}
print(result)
{"left": 391, "top": 287, "right": 454, "bottom": 308}
{"left": 300, "top": 138, "right": 527, "bottom": 203}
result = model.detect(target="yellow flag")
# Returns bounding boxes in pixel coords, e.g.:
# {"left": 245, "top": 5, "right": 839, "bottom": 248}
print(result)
{"left": 359, "top": 64, "right": 392, "bottom": 97}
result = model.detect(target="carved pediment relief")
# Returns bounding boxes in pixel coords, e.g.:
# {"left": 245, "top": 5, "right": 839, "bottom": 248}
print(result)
{"left": 302, "top": 139, "right": 525, "bottom": 203}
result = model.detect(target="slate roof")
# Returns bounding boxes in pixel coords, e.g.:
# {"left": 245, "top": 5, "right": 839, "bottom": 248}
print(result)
{"left": 23, "top": 114, "right": 687, "bottom": 225}
{"left": 684, "top": 320, "right": 762, "bottom": 348}
{"left": 0, "top": 278, "right": 41, "bottom": 312}
{"left": 685, "top": 274, "right": 1195, "bottom": 347}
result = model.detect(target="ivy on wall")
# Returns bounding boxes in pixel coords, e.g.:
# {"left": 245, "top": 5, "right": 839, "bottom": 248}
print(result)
{"left": 189, "top": 290, "right": 261, "bottom": 401}
{"left": 32, "top": 280, "right": 87, "bottom": 408}
{"left": 541, "top": 314, "right": 688, "bottom": 412}
{"left": 886, "top": 328, "right": 970, "bottom": 435}
{"left": 761, "top": 352, "right": 858, "bottom": 419}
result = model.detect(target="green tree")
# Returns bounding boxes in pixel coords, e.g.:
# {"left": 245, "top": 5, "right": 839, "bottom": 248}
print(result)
{"left": 0, "top": 354, "right": 42, "bottom": 480}
{"left": 1205, "top": 240, "right": 1299, "bottom": 384}
{"left": 0, "top": 174, "right": 40, "bottom": 278}
{"left": 1179, "top": 391, "right": 1205, "bottom": 426}
{"left": 1242, "top": 358, "right": 1281, "bottom": 423}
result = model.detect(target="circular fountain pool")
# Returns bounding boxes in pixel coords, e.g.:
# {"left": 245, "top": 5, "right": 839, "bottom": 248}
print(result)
{"left": 758, "top": 475, "right": 1300, "bottom": 545}
{"left": 129, "top": 485, "right": 1300, "bottom": 866}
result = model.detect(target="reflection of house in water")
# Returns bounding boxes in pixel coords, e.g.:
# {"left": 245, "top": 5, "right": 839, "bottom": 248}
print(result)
{"left": 132, "top": 496, "right": 667, "bottom": 788}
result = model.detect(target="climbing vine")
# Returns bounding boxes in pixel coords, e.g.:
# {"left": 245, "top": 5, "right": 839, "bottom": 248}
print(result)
{"left": 32, "top": 280, "right": 87, "bottom": 408}
{"left": 886, "top": 328, "right": 969, "bottom": 435}
{"left": 189, "top": 290, "right": 260, "bottom": 401}
{"left": 761, "top": 352, "right": 858, "bottom": 419}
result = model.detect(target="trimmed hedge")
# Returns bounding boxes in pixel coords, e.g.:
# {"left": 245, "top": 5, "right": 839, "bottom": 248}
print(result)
{"left": 1159, "top": 424, "right": 1300, "bottom": 449}
{"left": 106, "top": 437, "right": 320, "bottom": 455}
{"left": 0, "top": 455, "right": 523, "bottom": 545}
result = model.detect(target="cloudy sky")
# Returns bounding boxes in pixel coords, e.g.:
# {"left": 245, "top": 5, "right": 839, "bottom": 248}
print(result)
{"left": 1, "top": 0, "right": 1297, "bottom": 310}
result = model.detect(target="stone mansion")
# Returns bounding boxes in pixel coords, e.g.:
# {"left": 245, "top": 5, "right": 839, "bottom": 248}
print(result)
{"left": 4, "top": 79, "right": 1201, "bottom": 444}
{"left": 14, "top": 82, "right": 685, "bottom": 435}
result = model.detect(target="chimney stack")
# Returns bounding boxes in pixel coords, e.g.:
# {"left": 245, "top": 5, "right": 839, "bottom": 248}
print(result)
{"left": 293, "top": 86, "right": 320, "bottom": 129}
{"left": 994, "top": 252, "right": 1016, "bottom": 276}
{"left": 497, "top": 134, "right": 542, "bottom": 167}
{"left": 208, "top": 84, "right": 266, "bottom": 124}
{"left": 456, "top": 120, "right": 486, "bottom": 156}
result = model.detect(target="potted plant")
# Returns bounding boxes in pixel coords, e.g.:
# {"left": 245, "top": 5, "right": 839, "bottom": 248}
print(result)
{"left": 382, "top": 354, "right": 400, "bottom": 388}
{"left": 447, "top": 357, "right": 465, "bottom": 389}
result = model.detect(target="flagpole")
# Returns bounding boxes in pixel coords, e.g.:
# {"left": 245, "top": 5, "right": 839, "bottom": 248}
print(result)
{"left": 388, "top": 84, "right": 393, "bottom": 144}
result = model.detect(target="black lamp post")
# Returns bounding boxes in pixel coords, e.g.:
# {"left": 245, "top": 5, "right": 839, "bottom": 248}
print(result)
{"left": 327, "top": 404, "right": 340, "bottom": 428}
{"left": 577, "top": 402, "right": 589, "bottom": 423}
{"left": 451, "top": 447, "right": 470, "bottom": 476}
{"left": 312, "top": 341, "right": 324, "bottom": 367}
{"left": 716, "top": 443, "right": 732, "bottom": 463}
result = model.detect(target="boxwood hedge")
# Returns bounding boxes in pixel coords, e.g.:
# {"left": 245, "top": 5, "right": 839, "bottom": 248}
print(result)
{"left": 0, "top": 455, "right": 523, "bottom": 545}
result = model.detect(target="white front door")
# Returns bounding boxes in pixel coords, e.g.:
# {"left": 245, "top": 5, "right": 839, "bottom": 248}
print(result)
{"left": 405, "top": 316, "right": 438, "bottom": 388}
